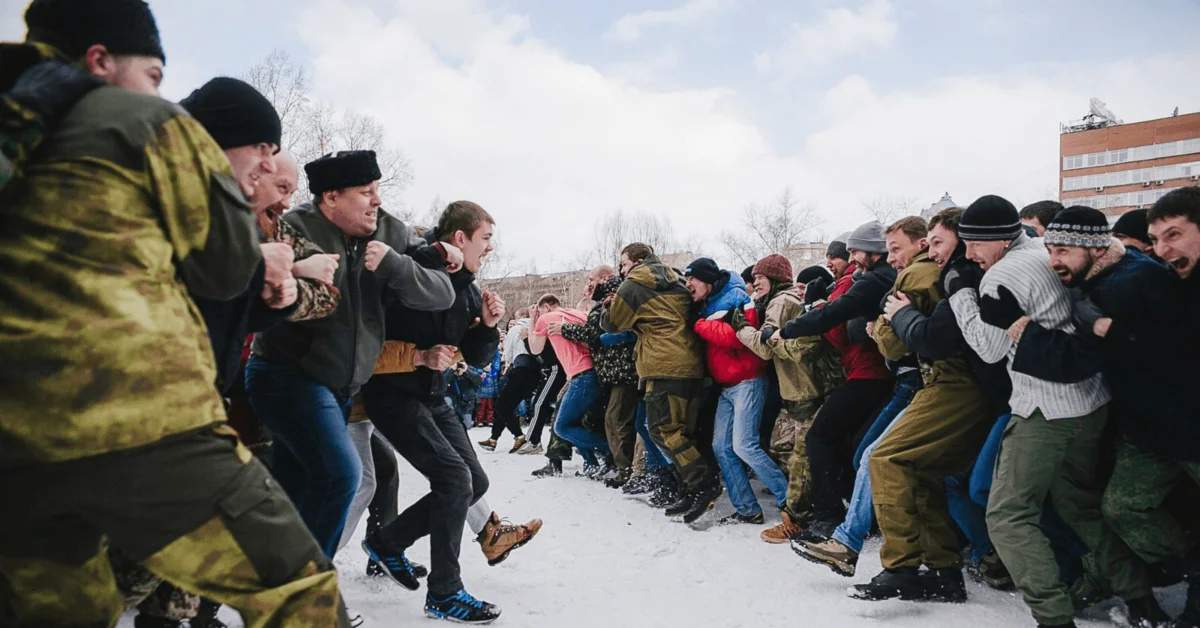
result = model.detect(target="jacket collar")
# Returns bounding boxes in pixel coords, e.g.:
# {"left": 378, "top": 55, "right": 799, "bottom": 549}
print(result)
{"left": 1084, "top": 238, "right": 1126, "bottom": 283}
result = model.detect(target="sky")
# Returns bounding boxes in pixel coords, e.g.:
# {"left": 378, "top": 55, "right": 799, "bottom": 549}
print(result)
{"left": 6, "top": 0, "right": 1200, "bottom": 272}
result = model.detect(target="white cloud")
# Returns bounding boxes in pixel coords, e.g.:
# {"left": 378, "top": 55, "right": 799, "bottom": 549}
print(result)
{"left": 756, "top": 0, "right": 897, "bottom": 80}
{"left": 606, "top": 0, "right": 731, "bottom": 43}
{"left": 607, "top": 48, "right": 680, "bottom": 85}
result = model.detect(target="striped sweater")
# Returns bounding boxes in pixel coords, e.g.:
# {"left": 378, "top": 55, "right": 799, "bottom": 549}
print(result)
{"left": 948, "top": 234, "right": 1110, "bottom": 420}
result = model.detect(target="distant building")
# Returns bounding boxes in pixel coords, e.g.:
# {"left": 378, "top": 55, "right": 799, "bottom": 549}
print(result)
{"left": 1060, "top": 105, "right": 1200, "bottom": 217}
{"left": 920, "top": 192, "right": 959, "bottom": 218}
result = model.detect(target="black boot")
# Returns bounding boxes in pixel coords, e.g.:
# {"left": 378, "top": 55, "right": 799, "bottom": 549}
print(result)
{"left": 648, "top": 473, "right": 681, "bottom": 508}
{"left": 849, "top": 567, "right": 926, "bottom": 601}
{"left": 664, "top": 490, "right": 695, "bottom": 517}
{"left": 919, "top": 567, "right": 968, "bottom": 603}
{"left": 682, "top": 479, "right": 723, "bottom": 524}
{"left": 1125, "top": 595, "right": 1170, "bottom": 628}
{"left": 532, "top": 459, "right": 563, "bottom": 478}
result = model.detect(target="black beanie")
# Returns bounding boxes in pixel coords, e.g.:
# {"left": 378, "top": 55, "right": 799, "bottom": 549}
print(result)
{"left": 796, "top": 265, "right": 833, "bottom": 285}
{"left": 180, "top": 78, "right": 281, "bottom": 150}
{"left": 740, "top": 266, "right": 755, "bottom": 285}
{"left": 960, "top": 195, "right": 1021, "bottom": 241}
{"left": 306, "top": 150, "right": 382, "bottom": 195}
{"left": 684, "top": 257, "right": 723, "bottom": 285}
{"left": 1112, "top": 209, "right": 1150, "bottom": 245}
{"left": 1044, "top": 206, "right": 1111, "bottom": 249}
{"left": 25, "top": 0, "right": 165, "bottom": 62}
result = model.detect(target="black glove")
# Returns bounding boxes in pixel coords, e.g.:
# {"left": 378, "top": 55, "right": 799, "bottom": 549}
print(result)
{"left": 1072, "top": 298, "right": 1104, "bottom": 335}
{"left": 979, "top": 285, "right": 1025, "bottom": 329}
{"left": 943, "top": 261, "right": 983, "bottom": 296}
{"left": 759, "top": 324, "right": 777, "bottom": 345}
{"left": 804, "top": 276, "right": 830, "bottom": 305}
{"left": 7, "top": 60, "right": 104, "bottom": 122}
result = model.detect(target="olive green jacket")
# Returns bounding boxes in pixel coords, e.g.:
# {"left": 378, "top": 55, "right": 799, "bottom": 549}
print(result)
{"left": 737, "top": 287, "right": 844, "bottom": 403}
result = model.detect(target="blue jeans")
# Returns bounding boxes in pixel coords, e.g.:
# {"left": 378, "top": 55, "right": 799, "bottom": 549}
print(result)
{"left": 553, "top": 370, "right": 611, "bottom": 461}
{"left": 834, "top": 408, "right": 906, "bottom": 552}
{"left": 712, "top": 377, "right": 788, "bottom": 516}
{"left": 635, "top": 401, "right": 669, "bottom": 469}
{"left": 245, "top": 358, "right": 361, "bottom": 559}
{"left": 945, "top": 414, "right": 1009, "bottom": 562}
{"left": 853, "top": 372, "right": 922, "bottom": 472}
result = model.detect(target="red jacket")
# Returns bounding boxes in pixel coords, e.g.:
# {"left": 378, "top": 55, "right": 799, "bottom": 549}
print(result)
{"left": 822, "top": 274, "right": 891, "bottom": 382}
{"left": 694, "top": 301, "right": 768, "bottom": 387}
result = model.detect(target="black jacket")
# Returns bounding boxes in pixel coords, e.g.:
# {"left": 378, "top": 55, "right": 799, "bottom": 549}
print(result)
{"left": 781, "top": 257, "right": 897, "bottom": 339}
{"left": 1010, "top": 247, "right": 1195, "bottom": 461}
{"left": 252, "top": 205, "right": 455, "bottom": 394}
{"left": 196, "top": 263, "right": 295, "bottom": 396}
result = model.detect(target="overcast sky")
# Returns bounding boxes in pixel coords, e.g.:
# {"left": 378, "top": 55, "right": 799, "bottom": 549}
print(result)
{"left": 6, "top": 0, "right": 1200, "bottom": 272}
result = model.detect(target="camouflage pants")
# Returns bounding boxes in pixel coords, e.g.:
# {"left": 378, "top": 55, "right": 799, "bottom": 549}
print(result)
{"left": 1102, "top": 438, "right": 1200, "bottom": 565}
{"left": 781, "top": 401, "right": 819, "bottom": 523}
{"left": 0, "top": 425, "right": 349, "bottom": 628}
{"left": 644, "top": 378, "right": 712, "bottom": 492}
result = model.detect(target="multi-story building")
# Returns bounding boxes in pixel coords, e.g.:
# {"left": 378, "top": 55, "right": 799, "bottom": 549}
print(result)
{"left": 1060, "top": 107, "right": 1200, "bottom": 218}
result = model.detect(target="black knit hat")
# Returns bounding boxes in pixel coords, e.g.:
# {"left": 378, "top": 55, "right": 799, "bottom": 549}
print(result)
{"left": 740, "top": 266, "right": 756, "bottom": 285}
{"left": 684, "top": 257, "right": 723, "bottom": 285}
{"left": 24, "top": 0, "right": 165, "bottom": 62}
{"left": 306, "top": 150, "right": 382, "bottom": 195}
{"left": 826, "top": 232, "right": 850, "bottom": 261}
{"left": 960, "top": 195, "right": 1022, "bottom": 241}
{"left": 1112, "top": 209, "right": 1149, "bottom": 245}
{"left": 1044, "top": 206, "right": 1111, "bottom": 249}
{"left": 796, "top": 265, "right": 833, "bottom": 285}
{"left": 180, "top": 78, "right": 281, "bottom": 150}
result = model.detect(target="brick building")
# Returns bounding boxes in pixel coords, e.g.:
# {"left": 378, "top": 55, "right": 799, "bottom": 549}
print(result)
{"left": 1060, "top": 108, "right": 1200, "bottom": 217}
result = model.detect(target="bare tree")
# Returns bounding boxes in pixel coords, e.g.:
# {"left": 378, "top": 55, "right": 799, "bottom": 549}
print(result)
{"left": 861, "top": 196, "right": 919, "bottom": 227}
{"left": 719, "top": 186, "right": 822, "bottom": 268}
{"left": 591, "top": 209, "right": 676, "bottom": 267}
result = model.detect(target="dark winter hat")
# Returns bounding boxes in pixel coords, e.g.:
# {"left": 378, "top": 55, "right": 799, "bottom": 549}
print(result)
{"left": 960, "top": 195, "right": 1022, "bottom": 241}
{"left": 796, "top": 264, "right": 833, "bottom": 286}
{"left": 180, "top": 78, "right": 281, "bottom": 151}
{"left": 306, "top": 150, "right": 382, "bottom": 195}
{"left": 1112, "top": 209, "right": 1150, "bottom": 245}
{"left": 684, "top": 257, "right": 723, "bottom": 285}
{"left": 740, "top": 266, "right": 756, "bottom": 285}
{"left": 846, "top": 221, "right": 887, "bottom": 254}
{"left": 752, "top": 254, "right": 792, "bottom": 284}
{"left": 24, "top": 0, "right": 165, "bottom": 62}
{"left": 826, "top": 232, "right": 850, "bottom": 260}
{"left": 1044, "top": 206, "right": 1111, "bottom": 249}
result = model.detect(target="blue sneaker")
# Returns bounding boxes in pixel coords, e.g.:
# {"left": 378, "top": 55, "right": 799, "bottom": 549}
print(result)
{"left": 361, "top": 536, "right": 419, "bottom": 591}
{"left": 424, "top": 589, "right": 501, "bottom": 624}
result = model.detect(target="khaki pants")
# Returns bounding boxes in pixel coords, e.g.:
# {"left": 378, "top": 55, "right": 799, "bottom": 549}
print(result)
{"left": 986, "top": 407, "right": 1151, "bottom": 626}
{"left": 644, "top": 378, "right": 711, "bottom": 492}
{"left": 605, "top": 384, "right": 639, "bottom": 471}
{"left": 0, "top": 425, "right": 348, "bottom": 628}
{"left": 1103, "top": 438, "right": 1200, "bottom": 565}
{"left": 869, "top": 382, "right": 993, "bottom": 569}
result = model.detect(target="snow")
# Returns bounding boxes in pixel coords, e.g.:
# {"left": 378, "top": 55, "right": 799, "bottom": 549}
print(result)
{"left": 119, "top": 427, "right": 1187, "bottom": 628}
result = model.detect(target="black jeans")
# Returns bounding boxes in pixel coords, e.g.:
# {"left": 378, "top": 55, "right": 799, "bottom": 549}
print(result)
{"left": 805, "top": 378, "right": 893, "bottom": 523}
{"left": 491, "top": 363, "right": 541, "bottom": 440}
{"left": 525, "top": 365, "right": 567, "bottom": 445}
{"left": 362, "top": 384, "right": 489, "bottom": 597}
{"left": 367, "top": 431, "right": 400, "bottom": 536}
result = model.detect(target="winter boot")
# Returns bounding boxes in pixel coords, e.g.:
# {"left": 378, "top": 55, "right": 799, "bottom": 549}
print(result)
{"left": 794, "top": 519, "right": 837, "bottom": 543}
{"left": 848, "top": 567, "right": 926, "bottom": 601}
{"left": 649, "top": 473, "right": 682, "bottom": 508}
{"left": 508, "top": 436, "right": 527, "bottom": 454}
{"left": 682, "top": 479, "right": 723, "bottom": 524}
{"left": 624, "top": 468, "right": 664, "bottom": 495}
{"left": 369, "top": 558, "right": 427, "bottom": 579}
{"left": 919, "top": 567, "right": 968, "bottom": 603}
{"left": 516, "top": 441, "right": 544, "bottom": 455}
{"left": 361, "top": 535, "right": 420, "bottom": 591}
{"left": 596, "top": 457, "right": 618, "bottom": 481}
{"left": 1124, "top": 595, "right": 1170, "bottom": 628}
{"left": 605, "top": 468, "right": 632, "bottom": 489}
{"left": 718, "top": 511, "right": 765, "bottom": 525}
{"left": 478, "top": 512, "right": 543, "bottom": 566}
{"left": 664, "top": 491, "right": 695, "bottom": 517}
{"left": 477, "top": 439, "right": 497, "bottom": 452}
{"left": 760, "top": 511, "right": 803, "bottom": 544}
{"left": 424, "top": 589, "right": 501, "bottom": 624}
{"left": 190, "top": 599, "right": 227, "bottom": 628}
{"left": 968, "top": 551, "right": 1014, "bottom": 591}
{"left": 792, "top": 536, "right": 858, "bottom": 577}
{"left": 531, "top": 460, "right": 562, "bottom": 478}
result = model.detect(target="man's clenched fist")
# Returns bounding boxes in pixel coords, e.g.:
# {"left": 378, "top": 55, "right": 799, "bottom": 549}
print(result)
{"left": 261, "top": 242, "right": 294, "bottom": 289}
{"left": 364, "top": 241, "right": 392, "bottom": 272}
{"left": 293, "top": 253, "right": 339, "bottom": 284}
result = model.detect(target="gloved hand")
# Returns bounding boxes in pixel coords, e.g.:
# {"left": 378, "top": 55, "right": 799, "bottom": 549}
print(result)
{"left": 804, "top": 276, "right": 830, "bottom": 305}
{"left": 759, "top": 324, "right": 777, "bottom": 345}
{"left": 730, "top": 307, "right": 750, "bottom": 332}
{"left": 979, "top": 285, "right": 1025, "bottom": 329}
{"left": 7, "top": 60, "right": 104, "bottom": 122}
{"left": 1072, "top": 298, "right": 1104, "bottom": 335}
{"left": 943, "top": 261, "right": 984, "bottom": 296}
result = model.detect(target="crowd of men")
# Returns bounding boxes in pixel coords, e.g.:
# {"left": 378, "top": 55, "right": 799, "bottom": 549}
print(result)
{"left": 1, "top": 1, "right": 1198, "bottom": 628}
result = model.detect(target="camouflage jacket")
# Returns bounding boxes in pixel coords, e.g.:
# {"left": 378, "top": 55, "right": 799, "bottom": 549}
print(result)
{"left": 562, "top": 276, "right": 638, "bottom": 386}
{"left": 0, "top": 83, "right": 261, "bottom": 469}
{"left": 268, "top": 219, "right": 340, "bottom": 322}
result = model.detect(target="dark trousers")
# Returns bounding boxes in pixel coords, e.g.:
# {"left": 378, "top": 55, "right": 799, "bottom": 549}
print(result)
{"left": 525, "top": 365, "right": 567, "bottom": 445}
{"left": 806, "top": 378, "right": 893, "bottom": 523}
{"left": 367, "top": 431, "right": 400, "bottom": 536}
{"left": 491, "top": 363, "right": 541, "bottom": 440}
{"left": 362, "top": 383, "right": 489, "bottom": 597}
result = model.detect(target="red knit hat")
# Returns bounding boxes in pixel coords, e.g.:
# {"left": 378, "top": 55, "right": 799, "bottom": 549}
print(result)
{"left": 752, "top": 253, "right": 792, "bottom": 284}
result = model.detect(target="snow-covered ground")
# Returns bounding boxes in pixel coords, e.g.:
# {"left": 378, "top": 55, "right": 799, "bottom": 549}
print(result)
{"left": 121, "top": 426, "right": 1186, "bottom": 627}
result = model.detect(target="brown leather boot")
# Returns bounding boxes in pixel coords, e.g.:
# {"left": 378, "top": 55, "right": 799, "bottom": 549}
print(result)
{"left": 478, "top": 512, "right": 543, "bottom": 566}
{"left": 760, "top": 511, "right": 803, "bottom": 544}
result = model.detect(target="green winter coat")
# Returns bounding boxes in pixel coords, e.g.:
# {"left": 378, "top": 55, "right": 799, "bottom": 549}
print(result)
{"left": 601, "top": 254, "right": 705, "bottom": 382}
{"left": 0, "top": 84, "right": 261, "bottom": 469}
{"left": 737, "top": 286, "right": 844, "bottom": 404}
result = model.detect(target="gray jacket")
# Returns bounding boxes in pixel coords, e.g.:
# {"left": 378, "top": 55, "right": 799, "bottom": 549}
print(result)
{"left": 252, "top": 203, "right": 455, "bottom": 393}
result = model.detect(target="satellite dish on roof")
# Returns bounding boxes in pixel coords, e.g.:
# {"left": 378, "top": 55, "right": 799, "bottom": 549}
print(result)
{"left": 1088, "top": 98, "right": 1122, "bottom": 125}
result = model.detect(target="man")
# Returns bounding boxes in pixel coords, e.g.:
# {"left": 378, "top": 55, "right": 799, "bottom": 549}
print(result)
{"left": 530, "top": 294, "right": 613, "bottom": 473}
{"left": 686, "top": 258, "right": 785, "bottom": 525}
{"left": 946, "top": 196, "right": 1163, "bottom": 628}
{"left": 558, "top": 267, "right": 643, "bottom": 487}
{"left": 772, "top": 221, "right": 896, "bottom": 538}
{"left": 845, "top": 215, "right": 996, "bottom": 602}
{"left": 248, "top": 150, "right": 458, "bottom": 559}
{"left": 1000, "top": 202, "right": 1196, "bottom": 627}
{"left": 360, "top": 201, "right": 535, "bottom": 623}
{"left": 1019, "top": 200, "right": 1062, "bottom": 237}
{"left": 1112, "top": 208, "right": 1153, "bottom": 254}
{"left": 0, "top": 2, "right": 350, "bottom": 626}
{"left": 485, "top": 307, "right": 537, "bottom": 452}
{"left": 602, "top": 242, "right": 720, "bottom": 524}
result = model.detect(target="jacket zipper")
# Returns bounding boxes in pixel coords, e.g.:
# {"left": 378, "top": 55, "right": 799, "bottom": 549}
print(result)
{"left": 346, "top": 238, "right": 360, "bottom": 390}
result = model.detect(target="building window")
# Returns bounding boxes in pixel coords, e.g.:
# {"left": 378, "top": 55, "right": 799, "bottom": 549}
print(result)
{"left": 1063, "top": 138, "right": 1200, "bottom": 171}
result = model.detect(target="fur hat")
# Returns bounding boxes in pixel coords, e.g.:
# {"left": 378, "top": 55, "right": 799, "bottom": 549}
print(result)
{"left": 306, "top": 150, "right": 382, "bottom": 195}
{"left": 25, "top": 0, "right": 165, "bottom": 62}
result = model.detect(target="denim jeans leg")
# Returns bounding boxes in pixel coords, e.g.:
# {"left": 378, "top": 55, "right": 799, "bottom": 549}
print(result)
{"left": 635, "top": 401, "right": 668, "bottom": 469}
{"left": 730, "top": 378, "right": 788, "bottom": 509}
{"left": 853, "top": 377, "right": 920, "bottom": 471}
{"left": 946, "top": 471, "right": 993, "bottom": 562}
{"left": 969, "top": 414, "right": 1012, "bottom": 507}
{"left": 833, "top": 408, "right": 906, "bottom": 553}
{"left": 712, "top": 387, "right": 759, "bottom": 516}
{"left": 553, "top": 371, "right": 609, "bottom": 456}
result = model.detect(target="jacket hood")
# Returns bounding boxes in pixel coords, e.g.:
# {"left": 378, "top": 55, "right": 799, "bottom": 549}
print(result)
{"left": 702, "top": 270, "right": 752, "bottom": 317}
{"left": 626, "top": 254, "right": 683, "bottom": 292}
